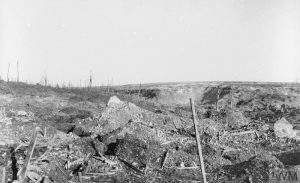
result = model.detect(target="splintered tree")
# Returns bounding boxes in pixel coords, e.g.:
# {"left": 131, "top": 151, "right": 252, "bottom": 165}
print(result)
{"left": 7, "top": 63, "right": 10, "bottom": 82}
{"left": 89, "top": 71, "right": 93, "bottom": 88}
{"left": 44, "top": 74, "right": 48, "bottom": 86}
{"left": 138, "top": 82, "right": 142, "bottom": 99}
{"left": 17, "top": 60, "right": 19, "bottom": 82}
{"left": 230, "top": 86, "right": 234, "bottom": 109}
{"left": 106, "top": 80, "right": 110, "bottom": 93}
{"left": 216, "top": 86, "right": 221, "bottom": 111}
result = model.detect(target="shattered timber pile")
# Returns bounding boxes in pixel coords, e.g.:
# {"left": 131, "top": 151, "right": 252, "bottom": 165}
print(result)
{"left": 0, "top": 81, "right": 300, "bottom": 182}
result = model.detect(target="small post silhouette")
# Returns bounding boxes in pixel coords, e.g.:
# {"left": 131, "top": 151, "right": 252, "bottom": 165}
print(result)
{"left": 17, "top": 61, "right": 19, "bottom": 82}
{"left": 7, "top": 63, "right": 10, "bottom": 82}
{"left": 216, "top": 86, "right": 221, "bottom": 111}
{"left": 89, "top": 71, "right": 93, "bottom": 88}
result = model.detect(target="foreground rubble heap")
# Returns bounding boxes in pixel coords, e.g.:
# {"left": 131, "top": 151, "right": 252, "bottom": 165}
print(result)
{"left": 1, "top": 91, "right": 300, "bottom": 182}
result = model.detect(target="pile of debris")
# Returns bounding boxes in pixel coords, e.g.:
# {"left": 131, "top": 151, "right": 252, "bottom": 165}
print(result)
{"left": 1, "top": 95, "right": 299, "bottom": 183}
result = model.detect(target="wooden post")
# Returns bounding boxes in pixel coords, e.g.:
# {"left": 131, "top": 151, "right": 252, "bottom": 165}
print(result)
{"left": 43, "top": 176, "right": 50, "bottom": 183}
{"left": 0, "top": 166, "right": 5, "bottom": 183}
{"left": 78, "top": 172, "right": 83, "bottom": 183}
{"left": 19, "top": 127, "right": 44, "bottom": 182}
{"left": 190, "top": 98, "right": 207, "bottom": 183}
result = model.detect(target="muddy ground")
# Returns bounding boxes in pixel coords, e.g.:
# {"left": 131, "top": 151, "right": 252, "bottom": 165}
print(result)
{"left": 0, "top": 81, "right": 300, "bottom": 183}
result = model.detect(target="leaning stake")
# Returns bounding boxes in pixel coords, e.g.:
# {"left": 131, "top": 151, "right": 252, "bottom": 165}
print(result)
{"left": 18, "top": 127, "right": 44, "bottom": 182}
{"left": 1, "top": 166, "right": 5, "bottom": 183}
{"left": 190, "top": 98, "right": 207, "bottom": 183}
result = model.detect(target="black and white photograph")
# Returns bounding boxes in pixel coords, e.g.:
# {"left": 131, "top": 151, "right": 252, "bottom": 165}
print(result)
{"left": 0, "top": 0, "right": 300, "bottom": 182}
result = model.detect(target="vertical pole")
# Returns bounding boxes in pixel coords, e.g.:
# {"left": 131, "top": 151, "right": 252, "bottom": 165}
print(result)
{"left": 7, "top": 63, "right": 10, "bottom": 82}
{"left": 230, "top": 86, "right": 234, "bottom": 109}
{"left": 44, "top": 73, "right": 48, "bottom": 86}
{"left": 43, "top": 176, "right": 50, "bottom": 183}
{"left": 190, "top": 98, "right": 207, "bottom": 183}
{"left": 138, "top": 82, "right": 141, "bottom": 100}
{"left": 216, "top": 86, "right": 220, "bottom": 111}
{"left": 89, "top": 71, "right": 92, "bottom": 88}
{"left": 78, "top": 172, "right": 83, "bottom": 183}
{"left": 0, "top": 166, "right": 5, "bottom": 183}
{"left": 17, "top": 61, "right": 19, "bottom": 82}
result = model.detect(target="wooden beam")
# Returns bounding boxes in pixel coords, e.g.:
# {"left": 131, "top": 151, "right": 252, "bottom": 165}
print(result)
{"left": 190, "top": 98, "right": 207, "bottom": 183}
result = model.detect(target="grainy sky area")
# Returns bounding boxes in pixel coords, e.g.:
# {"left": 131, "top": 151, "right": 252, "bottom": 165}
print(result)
{"left": 0, "top": 0, "right": 299, "bottom": 85}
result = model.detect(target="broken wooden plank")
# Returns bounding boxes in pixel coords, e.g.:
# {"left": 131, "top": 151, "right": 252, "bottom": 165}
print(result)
{"left": 161, "top": 150, "right": 169, "bottom": 169}
{"left": 18, "top": 127, "right": 44, "bottom": 182}
{"left": 118, "top": 158, "right": 144, "bottom": 175}
{"left": 177, "top": 166, "right": 200, "bottom": 170}
{"left": 230, "top": 130, "right": 256, "bottom": 136}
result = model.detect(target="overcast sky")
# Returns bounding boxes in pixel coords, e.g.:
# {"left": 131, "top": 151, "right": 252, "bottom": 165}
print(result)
{"left": 1, "top": 0, "right": 299, "bottom": 86}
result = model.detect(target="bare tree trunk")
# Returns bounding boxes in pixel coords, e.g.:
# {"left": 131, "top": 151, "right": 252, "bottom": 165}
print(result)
{"left": 17, "top": 61, "right": 19, "bottom": 82}
{"left": 106, "top": 80, "right": 110, "bottom": 93}
{"left": 138, "top": 82, "right": 142, "bottom": 100}
{"left": 44, "top": 74, "right": 48, "bottom": 86}
{"left": 230, "top": 86, "right": 234, "bottom": 109}
{"left": 89, "top": 71, "right": 92, "bottom": 88}
{"left": 216, "top": 86, "right": 220, "bottom": 111}
{"left": 7, "top": 63, "right": 10, "bottom": 82}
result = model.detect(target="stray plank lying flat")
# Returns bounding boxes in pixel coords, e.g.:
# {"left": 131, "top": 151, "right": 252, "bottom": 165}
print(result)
{"left": 230, "top": 130, "right": 256, "bottom": 136}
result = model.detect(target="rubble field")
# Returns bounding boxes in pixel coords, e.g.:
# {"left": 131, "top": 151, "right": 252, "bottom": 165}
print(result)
{"left": 1, "top": 81, "right": 300, "bottom": 183}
